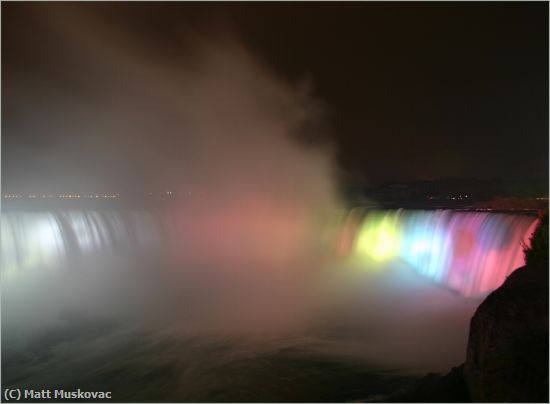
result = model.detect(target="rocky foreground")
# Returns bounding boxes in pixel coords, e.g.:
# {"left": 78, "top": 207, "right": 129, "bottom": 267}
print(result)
{"left": 387, "top": 262, "right": 548, "bottom": 403}
{"left": 465, "top": 263, "right": 548, "bottom": 402}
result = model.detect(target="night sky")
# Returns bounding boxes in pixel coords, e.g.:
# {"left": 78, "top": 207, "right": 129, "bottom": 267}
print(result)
{"left": 3, "top": 2, "right": 548, "bottom": 193}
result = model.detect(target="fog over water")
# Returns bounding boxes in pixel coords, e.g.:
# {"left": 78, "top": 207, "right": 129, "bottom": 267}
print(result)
{"left": 2, "top": 7, "right": 540, "bottom": 400}
{"left": 2, "top": 207, "right": 536, "bottom": 380}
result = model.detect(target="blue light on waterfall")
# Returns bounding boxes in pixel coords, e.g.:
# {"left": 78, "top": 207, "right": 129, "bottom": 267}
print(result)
{"left": 1, "top": 209, "right": 539, "bottom": 297}
{"left": 343, "top": 210, "right": 537, "bottom": 296}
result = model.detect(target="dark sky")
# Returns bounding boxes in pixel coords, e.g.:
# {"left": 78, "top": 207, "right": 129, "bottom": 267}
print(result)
{"left": 3, "top": 2, "right": 548, "bottom": 192}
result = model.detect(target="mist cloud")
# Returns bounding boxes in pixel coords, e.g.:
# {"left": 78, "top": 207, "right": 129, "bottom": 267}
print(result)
{"left": 3, "top": 7, "right": 483, "bottom": 383}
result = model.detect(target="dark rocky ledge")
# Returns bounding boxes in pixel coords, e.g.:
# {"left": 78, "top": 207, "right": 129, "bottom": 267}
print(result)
{"left": 464, "top": 263, "right": 549, "bottom": 402}
{"left": 385, "top": 262, "right": 548, "bottom": 403}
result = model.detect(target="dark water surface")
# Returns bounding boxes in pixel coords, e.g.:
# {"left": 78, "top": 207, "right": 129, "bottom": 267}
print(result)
{"left": 2, "top": 315, "right": 416, "bottom": 402}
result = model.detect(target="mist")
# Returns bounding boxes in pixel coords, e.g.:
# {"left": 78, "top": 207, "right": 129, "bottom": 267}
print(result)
{"left": 3, "top": 7, "right": 492, "bottom": 396}
{"left": 4, "top": 5, "right": 342, "bottom": 342}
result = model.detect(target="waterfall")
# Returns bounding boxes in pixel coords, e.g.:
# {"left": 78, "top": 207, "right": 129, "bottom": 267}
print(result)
{"left": 1, "top": 208, "right": 538, "bottom": 297}
{"left": 1, "top": 210, "right": 165, "bottom": 279}
{"left": 340, "top": 209, "right": 538, "bottom": 296}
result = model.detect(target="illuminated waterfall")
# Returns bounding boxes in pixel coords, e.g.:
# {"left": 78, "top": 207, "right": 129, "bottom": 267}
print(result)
{"left": 1, "top": 210, "right": 165, "bottom": 279}
{"left": 1, "top": 209, "right": 539, "bottom": 297}
{"left": 340, "top": 209, "right": 538, "bottom": 296}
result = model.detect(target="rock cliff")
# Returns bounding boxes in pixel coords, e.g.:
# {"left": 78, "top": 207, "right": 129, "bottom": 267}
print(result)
{"left": 463, "top": 263, "right": 548, "bottom": 402}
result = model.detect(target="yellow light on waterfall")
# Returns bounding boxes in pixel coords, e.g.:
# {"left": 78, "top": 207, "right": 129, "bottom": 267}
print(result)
{"left": 355, "top": 213, "right": 401, "bottom": 262}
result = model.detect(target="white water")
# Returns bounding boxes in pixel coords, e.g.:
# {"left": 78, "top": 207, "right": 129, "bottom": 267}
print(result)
{"left": 0, "top": 208, "right": 539, "bottom": 373}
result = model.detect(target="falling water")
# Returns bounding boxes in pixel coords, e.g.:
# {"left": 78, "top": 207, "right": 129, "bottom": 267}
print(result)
{"left": 335, "top": 209, "right": 538, "bottom": 296}
{"left": 1, "top": 210, "right": 165, "bottom": 280}
{"left": 2, "top": 209, "right": 538, "bottom": 298}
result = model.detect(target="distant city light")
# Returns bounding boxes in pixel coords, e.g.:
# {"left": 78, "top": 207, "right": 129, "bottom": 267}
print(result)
{"left": 3, "top": 193, "right": 119, "bottom": 199}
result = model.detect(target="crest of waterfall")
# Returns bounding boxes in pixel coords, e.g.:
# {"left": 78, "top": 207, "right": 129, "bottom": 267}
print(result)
{"left": 1, "top": 209, "right": 538, "bottom": 297}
